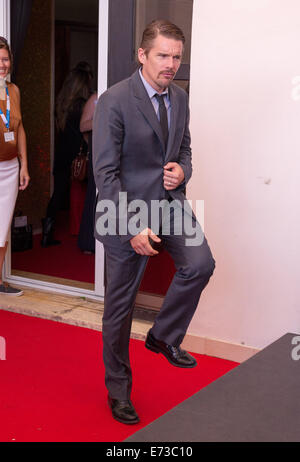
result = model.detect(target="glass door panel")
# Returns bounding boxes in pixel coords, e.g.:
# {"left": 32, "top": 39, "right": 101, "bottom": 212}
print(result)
{"left": 107, "top": 0, "right": 194, "bottom": 299}
{"left": 10, "top": 0, "right": 99, "bottom": 292}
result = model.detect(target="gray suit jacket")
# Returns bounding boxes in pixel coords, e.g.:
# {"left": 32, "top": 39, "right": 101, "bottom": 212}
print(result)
{"left": 92, "top": 68, "right": 192, "bottom": 246}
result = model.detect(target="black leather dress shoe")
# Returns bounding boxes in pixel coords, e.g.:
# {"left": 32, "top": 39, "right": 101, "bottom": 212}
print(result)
{"left": 108, "top": 396, "right": 140, "bottom": 425}
{"left": 145, "top": 330, "right": 197, "bottom": 368}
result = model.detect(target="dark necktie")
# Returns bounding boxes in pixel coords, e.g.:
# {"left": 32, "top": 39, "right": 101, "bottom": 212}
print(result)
{"left": 155, "top": 93, "right": 169, "bottom": 151}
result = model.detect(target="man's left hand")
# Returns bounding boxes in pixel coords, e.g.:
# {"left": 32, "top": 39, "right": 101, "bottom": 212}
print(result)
{"left": 163, "top": 162, "right": 184, "bottom": 190}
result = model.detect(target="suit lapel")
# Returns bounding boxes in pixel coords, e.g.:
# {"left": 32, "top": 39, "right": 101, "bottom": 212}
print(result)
{"left": 131, "top": 70, "right": 165, "bottom": 151}
{"left": 165, "top": 84, "right": 179, "bottom": 162}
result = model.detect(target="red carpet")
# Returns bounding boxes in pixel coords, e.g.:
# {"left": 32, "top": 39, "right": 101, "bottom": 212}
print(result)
{"left": 0, "top": 310, "right": 238, "bottom": 442}
{"left": 11, "top": 211, "right": 95, "bottom": 284}
{"left": 11, "top": 232, "right": 95, "bottom": 284}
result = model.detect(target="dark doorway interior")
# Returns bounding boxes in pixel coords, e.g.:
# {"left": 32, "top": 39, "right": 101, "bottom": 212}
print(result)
{"left": 108, "top": 0, "right": 194, "bottom": 298}
{"left": 10, "top": 0, "right": 194, "bottom": 301}
{"left": 10, "top": 0, "right": 98, "bottom": 290}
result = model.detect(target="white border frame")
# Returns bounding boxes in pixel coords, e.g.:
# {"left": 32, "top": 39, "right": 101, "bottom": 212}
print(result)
{"left": 0, "top": 0, "right": 10, "bottom": 43}
{"left": 1, "top": 0, "right": 108, "bottom": 301}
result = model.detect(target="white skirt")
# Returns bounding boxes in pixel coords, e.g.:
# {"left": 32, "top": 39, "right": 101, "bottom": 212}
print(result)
{"left": 0, "top": 157, "right": 19, "bottom": 247}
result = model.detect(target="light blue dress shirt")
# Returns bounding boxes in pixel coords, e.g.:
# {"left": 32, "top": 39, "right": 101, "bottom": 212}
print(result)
{"left": 139, "top": 68, "right": 171, "bottom": 129}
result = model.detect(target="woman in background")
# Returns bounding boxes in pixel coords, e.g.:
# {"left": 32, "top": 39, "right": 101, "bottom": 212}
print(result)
{"left": 78, "top": 92, "right": 97, "bottom": 253}
{"left": 0, "top": 37, "right": 30, "bottom": 296}
{"left": 41, "top": 61, "right": 93, "bottom": 247}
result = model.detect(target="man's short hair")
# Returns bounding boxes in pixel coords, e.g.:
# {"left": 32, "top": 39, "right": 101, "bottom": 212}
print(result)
{"left": 140, "top": 19, "right": 185, "bottom": 56}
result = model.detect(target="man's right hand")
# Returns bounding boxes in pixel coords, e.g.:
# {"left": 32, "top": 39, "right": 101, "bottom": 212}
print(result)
{"left": 130, "top": 228, "right": 161, "bottom": 256}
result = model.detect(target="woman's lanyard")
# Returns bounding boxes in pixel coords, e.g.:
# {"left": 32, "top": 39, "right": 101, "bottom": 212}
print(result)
{"left": 0, "top": 87, "right": 10, "bottom": 131}
{"left": 0, "top": 87, "right": 14, "bottom": 142}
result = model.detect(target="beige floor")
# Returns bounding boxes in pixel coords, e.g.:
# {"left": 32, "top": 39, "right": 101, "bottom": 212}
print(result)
{"left": 0, "top": 283, "right": 152, "bottom": 341}
{"left": 0, "top": 283, "right": 258, "bottom": 363}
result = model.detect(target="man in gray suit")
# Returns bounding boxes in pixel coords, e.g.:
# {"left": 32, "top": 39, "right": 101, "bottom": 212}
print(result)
{"left": 93, "top": 19, "right": 215, "bottom": 425}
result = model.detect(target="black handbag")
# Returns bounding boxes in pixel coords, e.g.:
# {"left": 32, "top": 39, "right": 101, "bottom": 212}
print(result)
{"left": 11, "top": 224, "right": 33, "bottom": 252}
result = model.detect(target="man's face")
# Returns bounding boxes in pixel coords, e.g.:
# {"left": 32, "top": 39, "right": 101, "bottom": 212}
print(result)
{"left": 138, "top": 34, "right": 183, "bottom": 93}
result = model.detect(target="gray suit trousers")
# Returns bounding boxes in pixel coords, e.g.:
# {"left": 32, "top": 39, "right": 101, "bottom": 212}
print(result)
{"left": 101, "top": 207, "right": 215, "bottom": 400}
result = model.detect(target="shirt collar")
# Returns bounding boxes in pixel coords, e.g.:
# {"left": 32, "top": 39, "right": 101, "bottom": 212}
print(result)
{"left": 139, "top": 67, "right": 169, "bottom": 100}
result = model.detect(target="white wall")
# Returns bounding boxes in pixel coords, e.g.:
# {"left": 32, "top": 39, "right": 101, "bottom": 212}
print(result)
{"left": 188, "top": 0, "right": 300, "bottom": 349}
{"left": 0, "top": 0, "right": 10, "bottom": 42}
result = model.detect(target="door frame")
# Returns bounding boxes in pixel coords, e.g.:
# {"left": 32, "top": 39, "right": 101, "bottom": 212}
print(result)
{"left": 0, "top": 0, "right": 106, "bottom": 301}
{"left": 0, "top": 0, "right": 164, "bottom": 309}
{"left": 107, "top": 0, "right": 190, "bottom": 87}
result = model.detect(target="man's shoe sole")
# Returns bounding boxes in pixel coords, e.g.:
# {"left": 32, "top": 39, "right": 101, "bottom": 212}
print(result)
{"left": 111, "top": 413, "right": 140, "bottom": 425}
